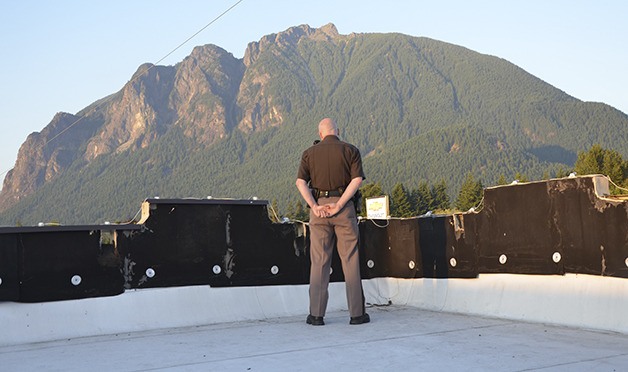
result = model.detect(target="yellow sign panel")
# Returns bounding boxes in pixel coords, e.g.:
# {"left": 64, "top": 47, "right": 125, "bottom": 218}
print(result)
{"left": 366, "top": 195, "right": 389, "bottom": 219}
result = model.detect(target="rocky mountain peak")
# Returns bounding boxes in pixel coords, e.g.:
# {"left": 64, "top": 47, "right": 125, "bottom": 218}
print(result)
{"left": 188, "top": 44, "right": 233, "bottom": 61}
{"left": 0, "top": 112, "right": 83, "bottom": 209}
{"left": 313, "top": 22, "right": 339, "bottom": 39}
{"left": 243, "top": 23, "right": 340, "bottom": 66}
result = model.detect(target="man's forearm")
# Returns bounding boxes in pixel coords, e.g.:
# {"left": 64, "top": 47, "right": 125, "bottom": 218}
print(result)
{"left": 336, "top": 177, "right": 363, "bottom": 209}
{"left": 296, "top": 178, "right": 317, "bottom": 208}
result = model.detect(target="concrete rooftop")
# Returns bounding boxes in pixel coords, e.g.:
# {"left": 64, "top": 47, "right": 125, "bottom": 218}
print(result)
{"left": 2, "top": 304, "right": 627, "bottom": 371}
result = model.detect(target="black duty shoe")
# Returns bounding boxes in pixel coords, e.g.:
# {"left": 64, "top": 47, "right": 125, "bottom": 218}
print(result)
{"left": 306, "top": 314, "right": 325, "bottom": 326}
{"left": 349, "top": 313, "right": 370, "bottom": 325}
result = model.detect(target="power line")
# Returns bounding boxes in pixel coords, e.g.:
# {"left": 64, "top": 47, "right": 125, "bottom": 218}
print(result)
{"left": 152, "top": 0, "right": 244, "bottom": 67}
{"left": 0, "top": 0, "right": 245, "bottom": 181}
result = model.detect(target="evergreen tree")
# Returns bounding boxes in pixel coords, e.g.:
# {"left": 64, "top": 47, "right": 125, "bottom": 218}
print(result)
{"left": 390, "top": 183, "right": 413, "bottom": 217}
{"left": 412, "top": 181, "right": 432, "bottom": 215}
{"left": 285, "top": 200, "right": 296, "bottom": 220}
{"left": 431, "top": 179, "right": 450, "bottom": 212}
{"left": 602, "top": 150, "right": 627, "bottom": 186}
{"left": 514, "top": 172, "right": 529, "bottom": 183}
{"left": 574, "top": 144, "right": 626, "bottom": 182}
{"left": 293, "top": 200, "right": 309, "bottom": 221}
{"left": 359, "top": 182, "right": 384, "bottom": 217}
{"left": 574, "top": 144, "right": 628, "bottom": 194}
{"left": 497, "top": 174, "right": 507, "bottom": 185}
{"left": 574, "top": 144, "right": 606, "bottom": 176}
{"left": 554, "top": 166, "right": 571, "bottom": 178}
{"left": 455, "top": 173, "right": 483, "bottom": 211}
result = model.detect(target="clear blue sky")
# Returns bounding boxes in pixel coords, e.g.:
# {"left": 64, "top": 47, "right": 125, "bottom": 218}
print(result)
{"left": 0, "top": 0, "right": 626, "bottom": 185}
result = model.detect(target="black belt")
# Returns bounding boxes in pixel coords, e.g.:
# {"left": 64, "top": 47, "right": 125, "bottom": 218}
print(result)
{"left": 319, "top": 190, "right": 342, "bottom": 197}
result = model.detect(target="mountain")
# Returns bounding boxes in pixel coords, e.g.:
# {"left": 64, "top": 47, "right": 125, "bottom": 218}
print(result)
{"left": 1, "top": 23, "right": 628, "bottom": 225}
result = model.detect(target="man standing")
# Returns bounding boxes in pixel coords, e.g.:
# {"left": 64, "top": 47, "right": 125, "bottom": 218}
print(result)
{"left": 296, "top": 118, "right": 370, "bottom": 326}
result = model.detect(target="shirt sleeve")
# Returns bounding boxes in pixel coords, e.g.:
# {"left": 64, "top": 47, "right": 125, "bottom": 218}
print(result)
{"left": 297, "top": 150, "right": 311, "bottom": 181}
{"left": 350, "top": 146, "right": 366, "bottom": 180}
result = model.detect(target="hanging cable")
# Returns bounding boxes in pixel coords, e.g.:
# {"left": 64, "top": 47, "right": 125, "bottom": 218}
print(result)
{"left": 267, "top": 201, "right": 281, "bottom": 223}
{"left": 0, "top": 0, "right": 245, "bottom": 180}
{"left": 41, "top": 0, "right": 245, "bottom": 150}
{"left": 606, "top": 175, "right": 628, "bottom": 193}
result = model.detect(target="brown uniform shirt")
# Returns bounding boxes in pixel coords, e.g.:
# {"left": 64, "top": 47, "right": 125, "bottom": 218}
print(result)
{"left": 297, "top": 135, "right": 365, "bottom": 191}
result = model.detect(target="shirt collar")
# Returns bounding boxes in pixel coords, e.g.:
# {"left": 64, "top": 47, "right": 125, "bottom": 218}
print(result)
{"left": 321, "top": 135, "right": 340, "bottom": 143}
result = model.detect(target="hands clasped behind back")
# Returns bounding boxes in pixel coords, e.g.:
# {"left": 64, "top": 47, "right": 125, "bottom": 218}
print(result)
{"left": 312, "top": 201, "right": 342, "bottom": 218}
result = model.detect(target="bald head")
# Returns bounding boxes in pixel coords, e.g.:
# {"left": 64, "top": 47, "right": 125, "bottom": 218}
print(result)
{"left": 318, "top": 118, "right": 339, "bottom": 139}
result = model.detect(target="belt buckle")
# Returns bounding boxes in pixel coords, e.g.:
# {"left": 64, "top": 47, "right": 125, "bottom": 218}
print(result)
{"left": 323, "top": 191, "right": 329, "bottom": 197}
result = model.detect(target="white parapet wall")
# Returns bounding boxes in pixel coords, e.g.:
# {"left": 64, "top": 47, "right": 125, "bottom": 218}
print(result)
{"left": 0, "top": 283, "right": 345, "bottom": 347}
{"left": 2, "top": 274, "right": 627, "bottom": 346}
{"left": 364, "top": 274, "right": 628, "bottom": 334}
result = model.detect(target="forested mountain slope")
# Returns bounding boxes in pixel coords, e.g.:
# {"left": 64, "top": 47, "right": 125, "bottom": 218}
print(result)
{"left": 1, "top": 23, "right": 627, "bottom": 225}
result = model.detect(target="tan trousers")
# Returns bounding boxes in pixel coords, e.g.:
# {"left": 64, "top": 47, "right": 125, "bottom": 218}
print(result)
{"left": 308, "top": 197, "right": 365, "bottom": 318}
